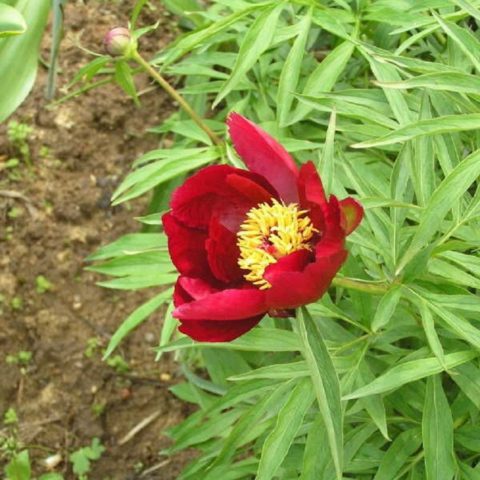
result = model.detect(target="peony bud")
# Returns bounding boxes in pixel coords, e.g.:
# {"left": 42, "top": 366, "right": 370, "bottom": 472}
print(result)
{"left": 103, "top": 27, "right": 134, "bottom": 57}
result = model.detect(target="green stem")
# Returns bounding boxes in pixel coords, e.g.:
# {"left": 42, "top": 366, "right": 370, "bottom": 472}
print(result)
{"left": 131, "top": 51, "right": 223, "bottom": 147}
{"left": 332, "top": 276, "right": 389, "bottom": 295}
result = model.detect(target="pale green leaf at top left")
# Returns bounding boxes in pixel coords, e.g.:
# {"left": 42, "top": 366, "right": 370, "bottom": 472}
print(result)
{"left": 0, "top": 3, "right": 26, "bottom": 37}
{"left": 0, "top": 0, "right": 50, "bottom": 122}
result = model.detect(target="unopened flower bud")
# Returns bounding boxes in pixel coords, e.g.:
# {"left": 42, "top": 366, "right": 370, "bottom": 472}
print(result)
{"left": 103, "top": 27, "right": 134, "bottom": 57}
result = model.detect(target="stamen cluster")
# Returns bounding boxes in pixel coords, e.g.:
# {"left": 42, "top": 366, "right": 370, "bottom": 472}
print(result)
{"left": 237, "top": 199, "right": 317, "bottom": 289}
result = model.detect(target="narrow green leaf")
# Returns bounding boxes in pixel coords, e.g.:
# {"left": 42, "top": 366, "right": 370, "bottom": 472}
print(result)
{"left": 453, "top": 0, "right": 480, "bottom": 22}
{"left": 161, "top": 3, "right": 264, "bottom": 66}
{"left": 398, "top": 148, "right": 480, "bottom": 272}
{"left": 417, "top": 298, "right": 446, "bottom": 367}
{"left": 352, "top": 114, "right": 480, "bottom": 149}
{"left": 103, "top": 292, "right": 170, "bottom": 359}
{"left": 156, "top": 300, "right": 176, "bottom": 361}
{"left": 430, "top": 303, "right": 480, "bottom": 351}
{"left": 374, "top": 429, "right": 422, "bottom": 480}
{"left": 343, "top": 350, "right": 477, "bottom": 400}
{"left": 156, "top": 328, "right": 301, "bottom": 353}
{"left": 371, "top": 284, "right": 403, "bottom": 332}
{"left": 433, "top": 12, "right": 480, "bottom": 72}
{"left": 297, "top": 307, "right": 343, "bottom": 480}
{"left": 228, "top": 361, "right": 308, "bottom": 381}
{"left": 291, "top": 40, "right": 354, "bottom": 123}
{"left": 422, "top": 375, "right": 455, "bottom": 480}
{"left": 212, "top": 380, "right": 295, "bottom": 468}
{"left": 318, "top": 108, "right": 336, "bottom": 194}
{"left": 257, "top": 378, "right": 315, "bottom": 480}
{"left": 375, "top": 72, "right": 480, "bottom": 95}
{"left": 114, "top": 60, "right": 140, "bottom": 105}
{"left": 87, "top": 233, "right": 166, "bottom": 261}
{"left": 277, "top": 10, "right": 312, "bottom": 127}
{"left": 214, "top": 3, "right": 284, "bottom": 106}
{"left": 300, "top": 414, "right": 331, "bottom": 480}
{"left": 451, "top": 363, "right": 480, "bottom": 409}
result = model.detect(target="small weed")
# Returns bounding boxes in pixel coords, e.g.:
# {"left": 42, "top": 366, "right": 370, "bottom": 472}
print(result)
{"left": 106, "top": 354, "right": 129, "bottom": 374}
{"left": 43, "top": 200, "right": 54, "bottom": 215}
{"left": 5, "top": 158, "right": 19, "bottom": 169}
{"left": 69, "top": 437, "right": 105, "bottom": 480}
{"left": 91, "top": 402, "right": 106, "bottom": 417}
{"left": 36, "top": 275, "right": 54, "bottom": 294}
{"left": 6, "top": 351, "right": 32, "bottom": 366}
{"left": 39, "top": 145, "right": 51, "bottom": 158}
{"left": 7, "top": 206, "right": 24, "bottom": 219}
{"left": 11, "top": 297, "right": 23, "bottom": 311}
{"left": 3, "top": 408, "right": 18, "bottom": 426}
{"left": 7, "top": 121, "right": 32, "bottom": 167}
{"left": 84, "top": 337, "right": 100, "bottom": 359}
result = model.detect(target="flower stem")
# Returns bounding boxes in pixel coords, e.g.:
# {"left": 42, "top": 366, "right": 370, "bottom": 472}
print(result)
{"left": 332, "top": 276, "right": 389, "bottom": 294}
{"left": 131, "top": 51, "right": 223, "bottom": 147}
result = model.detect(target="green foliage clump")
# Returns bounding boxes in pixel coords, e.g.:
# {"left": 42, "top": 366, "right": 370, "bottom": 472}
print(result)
{"left": 78, "top": 0, "right": 480, "bottom": 478}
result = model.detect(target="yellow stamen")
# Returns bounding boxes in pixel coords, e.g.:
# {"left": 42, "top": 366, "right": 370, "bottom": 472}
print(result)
{"left": 237, "top": 199, "right": 317, "bottom": 289}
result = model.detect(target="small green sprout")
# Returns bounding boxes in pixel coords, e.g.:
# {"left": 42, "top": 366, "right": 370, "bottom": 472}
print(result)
{"left": 106, "top": 354, "right": 129, "bottom": 374}
{"left": 11, "top": 297, "right": 23, "bottom": 311}
{"left": 36, "top": 275, "right": 53, "bottom": 294}
{"left": 3, "top": 408, "right": 18, "bottom": 426}
{"left": 6, "top": 351, "right": 32, "bottom": 366}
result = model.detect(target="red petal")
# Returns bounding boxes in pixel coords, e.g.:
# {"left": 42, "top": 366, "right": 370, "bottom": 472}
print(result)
{"left": 206, "top": 218, "right": 244, "bottom": 284}
{"left": 178, "top": 315, "right": 263, "bottom": 342}
{"left": 339, "top": 197, "right": 364, "bottom": 235}
{"left": 264, "top": 245, "right": 347, "bottom": 309}
{"left": 173, "top": 278, "right": 263, "bottom": 341}
{"left": 266, "top": 249, "right": 313, "bottom": 275}
{"left": 163, "top": 213, "right": 212, "bottom": 279}
{"left": 297, "top": 161, "right": 328, "bottom": 231}
{"left": 227, "top": 113, "right": 299, "bottom": 203}
{"left": 171, "top": 164, "right": 274, "bottom": 232}
{"left": 225, "top": 173, "right": 275, "bottom": 205}
{"left": 175, "top": 276, "right": 218, "bottom": 305}
{"left": 173, "top": 278, "right": 191, "bottom": 306}
{"left": 173, "top": 288, "right": 266, "bottom": 321}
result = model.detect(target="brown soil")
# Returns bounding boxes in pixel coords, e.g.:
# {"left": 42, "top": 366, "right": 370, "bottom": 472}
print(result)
{"left": 0, "top": 2, "right": 191, "bottom": 478}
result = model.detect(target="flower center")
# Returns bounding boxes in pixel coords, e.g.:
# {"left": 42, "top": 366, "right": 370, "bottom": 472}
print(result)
{"left": 237, "top": 199, "right": 317, "bottom": 289}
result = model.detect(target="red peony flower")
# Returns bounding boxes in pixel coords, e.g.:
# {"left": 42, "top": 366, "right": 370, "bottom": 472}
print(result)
{"left": 162, "top": 114, "right": 363, "bottom": 342}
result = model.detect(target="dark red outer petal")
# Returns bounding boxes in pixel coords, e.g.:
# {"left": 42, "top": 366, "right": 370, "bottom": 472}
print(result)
{"left": 225, "top": 173, "right": 274, "bottom": 205}
{"left": 170, "top": 165, "right": 246, "bottom": 230}
{"left": 173, "top": 279, "right": 191, "bottom": 307}
{"left": 339, "top": 197, "right": 364, "bottom": 235}
{"left": 173, "top": 277, "right": 264, "bottom": 341}
{"left": 173, "top": 288, "right": 267, "bottom": 321}
{"left": 264, "top": 246, "right": 347, "bottom": 309}
{"left": 178, "top": 315, "right": 264, "bottom": 342}
{"left": 297, "top": 161, "right": 328, "bottom": 231}
{"left": 206, "top": 218, "right": 244, "bottom": 284}
{"left": 162, "top": 212, "right": 212, "bottom": 280}
{"left": 227, "top": 113, "right": 299, "bottom": 203}
{"left": 170, "top": 164, "right": 278, "bottom": 232}
{"left": 177, "top": 276, "right": 219, "bottom": 302}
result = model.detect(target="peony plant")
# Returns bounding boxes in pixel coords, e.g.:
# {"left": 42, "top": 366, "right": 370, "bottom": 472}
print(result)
{"left": 80, "top": 1, "right": 480, "bottom": 479}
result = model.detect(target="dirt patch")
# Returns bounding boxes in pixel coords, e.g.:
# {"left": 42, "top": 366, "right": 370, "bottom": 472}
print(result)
{"left": 0, "top": 2, "right": 191, "bottom": 478}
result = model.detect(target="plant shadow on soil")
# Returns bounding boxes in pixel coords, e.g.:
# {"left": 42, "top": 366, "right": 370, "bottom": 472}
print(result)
{"left": 0, "top": 2, "right": 194, "bottom": 478}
